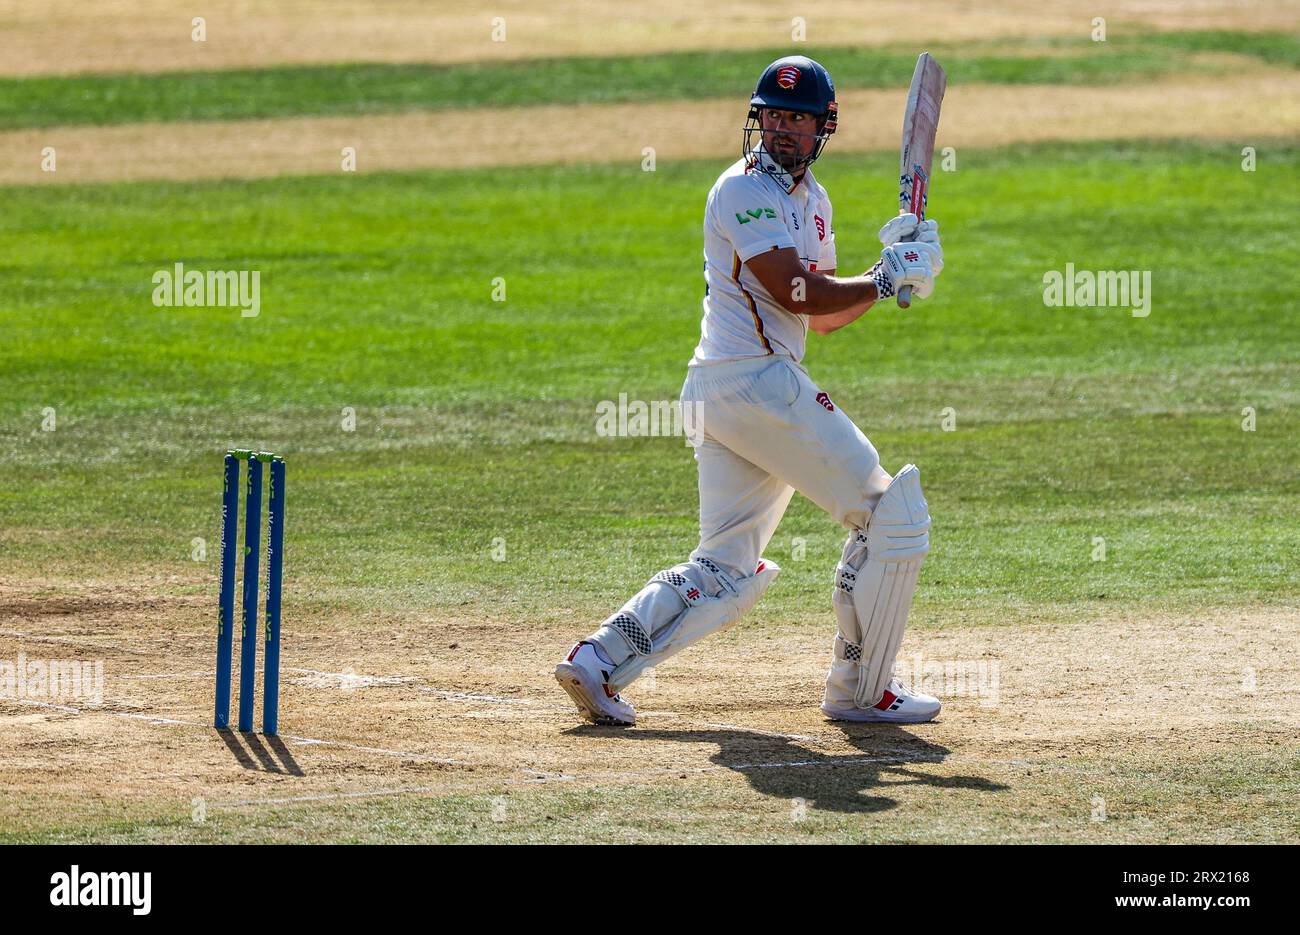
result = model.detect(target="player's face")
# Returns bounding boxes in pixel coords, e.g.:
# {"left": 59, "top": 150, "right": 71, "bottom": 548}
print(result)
{"left": 760, "top": 108, "right": 817, "bottom": 169}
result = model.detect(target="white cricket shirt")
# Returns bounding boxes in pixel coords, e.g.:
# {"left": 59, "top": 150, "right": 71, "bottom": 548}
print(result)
{"left": 690, "top": 147, "right": 837, "bottom": 365}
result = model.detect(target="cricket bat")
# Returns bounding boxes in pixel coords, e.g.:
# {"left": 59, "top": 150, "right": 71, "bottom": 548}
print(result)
{"left": 896, "top": 52, "right": 947, "bottom": 309}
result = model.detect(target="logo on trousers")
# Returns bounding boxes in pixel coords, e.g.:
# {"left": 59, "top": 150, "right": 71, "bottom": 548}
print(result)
{"left": 815, "top": 392, "right": 835, "bottom": 412}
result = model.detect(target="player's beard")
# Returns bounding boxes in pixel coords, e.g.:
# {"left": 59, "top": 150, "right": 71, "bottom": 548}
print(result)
{"left": 766, "top": 134, "right": 808, "bottom": 172}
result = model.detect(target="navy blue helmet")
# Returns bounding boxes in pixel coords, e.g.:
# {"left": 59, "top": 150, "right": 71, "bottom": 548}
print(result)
{"left": 743, "top": 56, "right": 838, "bottom": 175}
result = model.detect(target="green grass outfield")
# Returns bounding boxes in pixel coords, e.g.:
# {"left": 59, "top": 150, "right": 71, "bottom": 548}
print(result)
{"left": 2, "top": 139, "right": 1297, "bottom": 629}
{"left": 1, "top": 31, "right": 1294, "bottom": 128}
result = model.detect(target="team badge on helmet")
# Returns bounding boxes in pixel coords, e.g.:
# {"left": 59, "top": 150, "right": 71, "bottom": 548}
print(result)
{"left": 742, "top": 55, "right": 838, "bottom": 188}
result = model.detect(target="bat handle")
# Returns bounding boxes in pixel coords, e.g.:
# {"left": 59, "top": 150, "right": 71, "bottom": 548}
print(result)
{"left": 895, "top": 223, "right": 917, "bottom": 308}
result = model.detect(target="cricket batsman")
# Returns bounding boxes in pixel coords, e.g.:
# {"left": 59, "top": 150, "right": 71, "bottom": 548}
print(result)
{"left": 555, "top": 55, "right": 944, "bottom": 726}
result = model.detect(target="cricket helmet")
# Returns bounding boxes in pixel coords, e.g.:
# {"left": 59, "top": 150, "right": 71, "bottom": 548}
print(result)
{"left": 743, "top": 55, "right": 838, "bottom": 174}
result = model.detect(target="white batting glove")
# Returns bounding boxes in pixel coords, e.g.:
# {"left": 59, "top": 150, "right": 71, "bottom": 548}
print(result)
{"left": 870, "top": 239, "right": 944, "bottom": 300}
{"left": 878, "top": 214, "right": 941, "bottom": 247}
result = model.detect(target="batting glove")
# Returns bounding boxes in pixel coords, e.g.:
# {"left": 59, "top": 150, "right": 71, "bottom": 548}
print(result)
{"left": 871, "top": 239, "right": 944, "bottom": 300}
{"left": 877, "top": 214, "right": 940, "bottom": 247}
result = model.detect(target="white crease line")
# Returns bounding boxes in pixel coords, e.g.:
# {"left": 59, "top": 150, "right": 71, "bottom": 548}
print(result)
{"left": 285, "top": 666, "right": 535, "bottom": 705}
{"left": 285, "top": 666, "right": 410, "bottom": 682}
{"left": 517, "top": 753, "right": 940, "bottom": 784}
{"left": 301, "top": 670, "right": 837, "bottom": 743}
{"left": 6, "top": 698, "right": 467, "bottom": 766}
{"left": 683, "top": 720, "right": 827, "bottom": 745}
{"left": 118, "top": 671, "right": 209, "bottom": 680}
{"left": 279, "top": 734, "right": 466, "bottom": 765}
{"left": 282, "top": 667, "right": 839, "bottom": 744}
{"left": 118, "top": 711, "right": 196, "bottom": 727}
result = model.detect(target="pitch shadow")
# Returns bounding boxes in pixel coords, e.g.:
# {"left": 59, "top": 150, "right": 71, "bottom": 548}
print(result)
{"left": 571, "top": 723, "right": 1005, "bottom": 814}
{"left": 217, "top": 728, "right": 304, "bottom": 776}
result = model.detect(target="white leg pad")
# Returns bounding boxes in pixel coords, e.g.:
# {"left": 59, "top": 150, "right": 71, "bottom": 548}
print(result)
{"left": 591, "top": 557, "right": 736, "bottom": 667}
{"left": 606, "top": 559, "right": 780, "bottom": 692}
{"left": 826, "top": 464, "right": 930, "bottom": 709}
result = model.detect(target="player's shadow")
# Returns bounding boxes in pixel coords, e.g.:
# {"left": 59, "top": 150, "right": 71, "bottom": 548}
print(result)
{"left": 576, "top": 723, "right": 1004, "bottom": 813}
{"left": 217, "top": 728, "right": 304, "bottom": 776}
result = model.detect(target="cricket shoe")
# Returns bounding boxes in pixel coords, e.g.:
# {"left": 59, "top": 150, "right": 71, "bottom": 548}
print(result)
{"left": 554, "top": 641, "right": 636, "bottom": 726}
{"left": 821, "top": 678, "right": 940, "bottom": 724}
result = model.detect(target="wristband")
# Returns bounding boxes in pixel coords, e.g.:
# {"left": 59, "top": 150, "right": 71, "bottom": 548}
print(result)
{"left": 867, "top": 261, "right": 896, "bottom": 299}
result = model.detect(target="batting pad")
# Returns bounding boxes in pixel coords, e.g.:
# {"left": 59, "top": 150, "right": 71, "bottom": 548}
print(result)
{"left": 607, "top": 559, "right": 780, "bottom": 691}
{"left": 831, "top": 464, "right": 930, "bottom": 708}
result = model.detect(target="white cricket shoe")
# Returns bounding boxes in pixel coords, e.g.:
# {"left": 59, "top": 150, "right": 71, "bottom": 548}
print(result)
{"left": 554, "top": 641, "right": 636, "bottom": 726}
{"left": 821, "top": 678, "right": 941, "bottom": 724}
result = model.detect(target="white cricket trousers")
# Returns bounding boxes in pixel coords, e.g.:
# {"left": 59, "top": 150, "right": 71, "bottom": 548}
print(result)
{"left": 679, "top": 353, "right": 893, "bottom": 582}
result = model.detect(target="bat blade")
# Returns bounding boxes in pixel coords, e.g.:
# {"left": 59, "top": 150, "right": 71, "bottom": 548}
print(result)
{"left": 896, "top": 52, "right": 946, "bottom": 309}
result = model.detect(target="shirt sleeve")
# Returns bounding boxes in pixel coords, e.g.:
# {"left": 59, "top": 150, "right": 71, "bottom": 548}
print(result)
{"left": 713, "top": 175, "right": 796, "bottom": 263}
{"left": 816, "top": 199, "right": 837, "bottom": 271}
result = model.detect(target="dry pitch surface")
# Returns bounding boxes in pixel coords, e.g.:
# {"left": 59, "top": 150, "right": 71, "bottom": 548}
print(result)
{"left": 1, "top": 579, "right": 1295, "bottom": 842}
